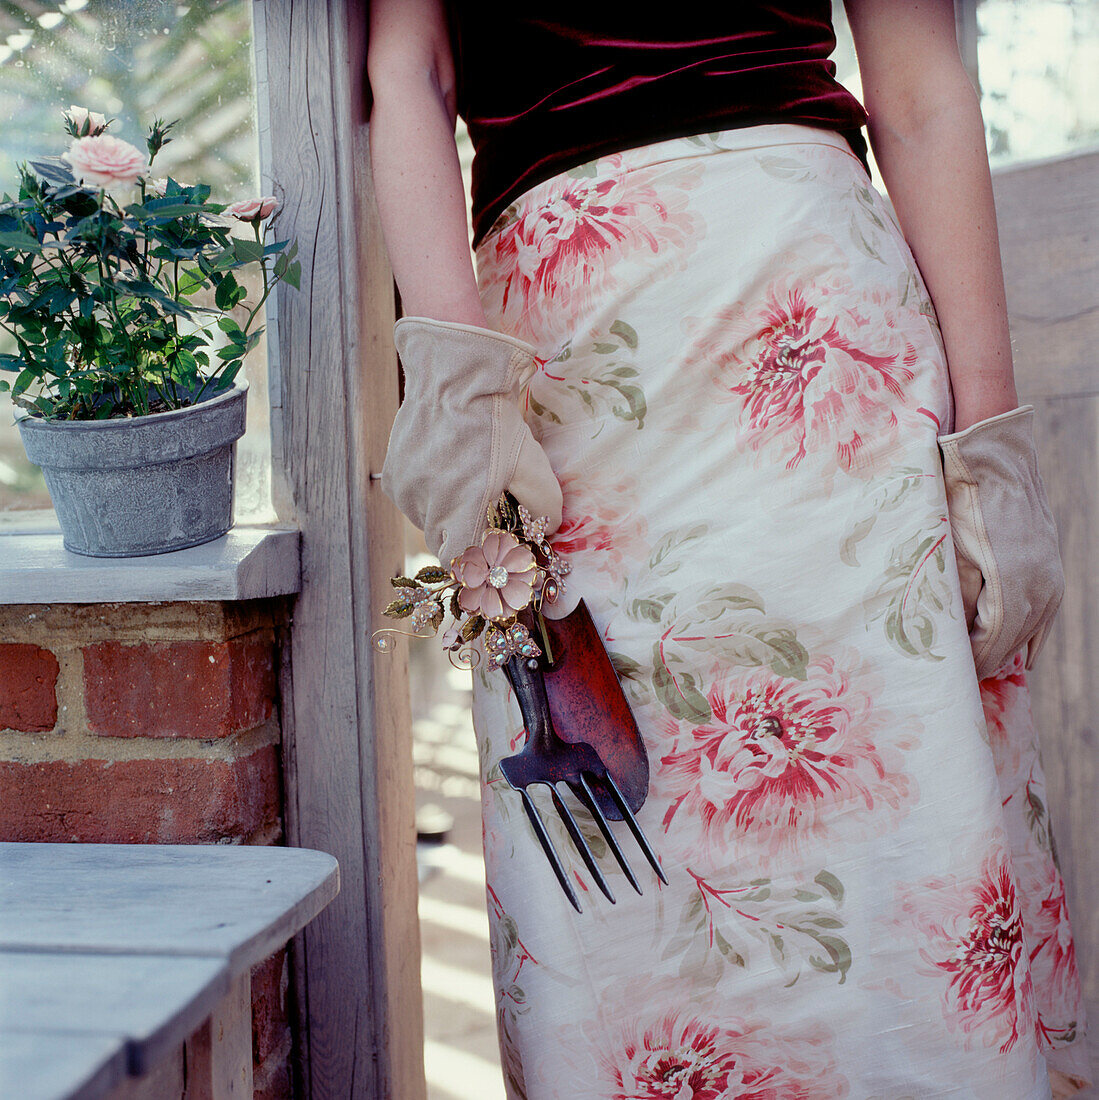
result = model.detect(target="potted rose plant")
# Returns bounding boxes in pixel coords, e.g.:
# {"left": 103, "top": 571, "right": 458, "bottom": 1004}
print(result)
{"left": 0, "top": 106, "right": 299, "bottom": 556}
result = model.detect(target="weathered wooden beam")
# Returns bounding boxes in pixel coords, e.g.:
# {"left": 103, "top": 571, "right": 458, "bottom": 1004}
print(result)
{"left": 253, "top": 1, "right": 425, "bottom": 1096}
{"left": 993, "top": 148, "right": 1099, "bottom": 1083}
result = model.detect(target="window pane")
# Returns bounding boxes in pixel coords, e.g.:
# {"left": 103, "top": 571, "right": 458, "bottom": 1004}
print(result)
{"left": 833, "top": 0, "right": 1099, "bottom": 171}
{"left": 0, "top": 0, "right": 275, "bottom": 523}
{"left": 978, "top": 0, "right": 1099, "bottom": 167}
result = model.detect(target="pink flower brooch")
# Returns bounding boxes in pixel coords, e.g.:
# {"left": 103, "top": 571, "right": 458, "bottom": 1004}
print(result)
{"left": 372, "top": 493, "right": 570, "bottom": 669}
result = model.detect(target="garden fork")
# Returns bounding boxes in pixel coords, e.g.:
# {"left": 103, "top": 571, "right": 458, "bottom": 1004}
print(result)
{"left": 499, "top": 599, "right": 667, "bottom": 913}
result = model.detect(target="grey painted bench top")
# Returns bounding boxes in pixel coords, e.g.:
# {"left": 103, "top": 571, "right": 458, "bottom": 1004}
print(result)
{"left": 0, "top": 1030, "right": 128, "bottom": 1100}
{"left": 0, "top": 951, "right": 228, "bottom": 1074}
{"left": 0, "top": 842, "right": 340, "bottom": 970}
{"left": 0, "top": 843, "right": 341, "bottom": 1100}
{"left": 0, "top": 522, "right": 301, "bottom": 604}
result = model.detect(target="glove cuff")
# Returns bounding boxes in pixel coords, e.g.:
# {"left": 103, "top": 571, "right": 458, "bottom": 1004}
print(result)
{"left": 394, "top": 316, "right": 540, "bottom": 388}
{"left": 936, "top": 403, "right": 1035, "bottom": 447}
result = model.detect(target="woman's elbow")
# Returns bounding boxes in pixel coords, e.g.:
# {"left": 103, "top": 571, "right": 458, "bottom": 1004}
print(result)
{"left": 367, "top": 38, "right": 455, "bottom": 119}
{"left": 864, "top": 63, "right": 981, "bottom": 146}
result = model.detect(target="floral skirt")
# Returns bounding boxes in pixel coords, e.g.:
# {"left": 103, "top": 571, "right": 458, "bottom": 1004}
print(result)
{"left": 469, "top": 124, "right": 1090, "bottom": 1099}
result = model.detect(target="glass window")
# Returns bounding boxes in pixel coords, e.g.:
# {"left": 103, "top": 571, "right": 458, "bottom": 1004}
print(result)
{"left": 832, "top": 1, "right": 1099, "bottom": 171}
{"left": 0, "top": 0, "right": 274, "bottom": 522}
{"left": 977, "top": 0, "right": 1099, "bottom": 167}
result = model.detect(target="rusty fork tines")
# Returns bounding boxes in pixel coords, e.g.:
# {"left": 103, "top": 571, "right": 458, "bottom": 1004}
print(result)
{"left": 499, "top": 652, "right": 667, "bottom": 913}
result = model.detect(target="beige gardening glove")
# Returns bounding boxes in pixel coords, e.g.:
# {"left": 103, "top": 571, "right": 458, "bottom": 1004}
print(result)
{"left": 938, "top": 404, "right": 1064, "bottom": 680}
{"left": 380, "top": 317, "right": 563, "bottom": 566}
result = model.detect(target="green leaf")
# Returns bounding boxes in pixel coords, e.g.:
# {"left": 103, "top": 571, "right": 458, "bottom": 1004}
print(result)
{"left": 214, "top": 273, "right": 240, "bottom": 311}
{"left": 14, "top": 367, "right": 37, "bottom": 394}
{"left": 217, "top": 316, "right": 246, "bottom": 341}
{"left": 609, "top": 319, "right": 639, "bottom": 348}
{"left": 283, "top": 260, "right": 301, "bottom": 291}
{"left": 651, "top": 643, "right": 711, "bottom": 724}
{"left": 232, "top": 237, "right": 265, "bottom": 264}
{"left": 219, "top": 361, "right": 243, "bottom": 385}
{"left": 415, "top": 565, "right": 452, "bottom": 584}
{"left": 806, "top": 933, "right": 852, "bottom": 983}
{"left": 128, "top": 202, "right": 202, "bottom": 219}
{"left": 566, "top": 160, "right": 598, "bottom": 179}
{"left": 629, "top": 598, "right": 667, "bottom": 624}
{"left": 178, "top": 267, "right": 206, "bottom": 296}
{"left": 713, "top": 928, "right": 745, "bottom": 967}
{"left": 813, "top": 870, "right": 845, "bottom": 904}
{"left": 0, "top": 230, "right": 43, "bottom": 253}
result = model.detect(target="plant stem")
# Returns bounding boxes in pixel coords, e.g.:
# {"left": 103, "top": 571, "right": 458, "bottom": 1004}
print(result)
{"left": 95, "top": 188, "right": 143, "bottom": 414}
{"left": 241, "top": 217, "right": 271, "bottom": 335}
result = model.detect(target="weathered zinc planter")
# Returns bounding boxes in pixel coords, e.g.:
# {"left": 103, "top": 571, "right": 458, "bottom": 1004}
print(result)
{"left": 17, "top": 381, "right": 248, "bottom": 558}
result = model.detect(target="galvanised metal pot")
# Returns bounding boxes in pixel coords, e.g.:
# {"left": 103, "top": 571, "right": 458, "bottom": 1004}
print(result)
{"left": 16, "top": 381, "right": 248, "bottom": 557}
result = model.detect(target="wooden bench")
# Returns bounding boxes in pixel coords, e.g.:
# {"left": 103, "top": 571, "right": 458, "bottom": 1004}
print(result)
{"left": 0, "top": 842, "right": 339, "bottom": 1100}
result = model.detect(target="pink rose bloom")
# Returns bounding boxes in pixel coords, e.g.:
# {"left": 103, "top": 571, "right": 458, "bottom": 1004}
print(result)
{"left": 64, "top": 105, "right": 108, "bottom": 137}
{"left": 224, "top": 196, "right": 280, "bottom": 222}
{"left": 64, "top": 135, "right": 148, "bottom": 189}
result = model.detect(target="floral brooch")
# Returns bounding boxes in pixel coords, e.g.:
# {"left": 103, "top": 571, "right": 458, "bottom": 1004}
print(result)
{"left": 372, "top": 493, "right": 570, "bottom": 669}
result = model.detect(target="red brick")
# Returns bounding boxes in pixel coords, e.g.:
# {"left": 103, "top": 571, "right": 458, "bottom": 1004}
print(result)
{"left": 0, "top": 644, "right": 59, "bottom": 732}
{"left": 83, "top": 634, "right": 276, "bottom": 739}
{"left": 252, "top": 949, "right": 291, "bottom": 1065}
{"left": 0, "top": 746, "right": 281, "bottom": 843}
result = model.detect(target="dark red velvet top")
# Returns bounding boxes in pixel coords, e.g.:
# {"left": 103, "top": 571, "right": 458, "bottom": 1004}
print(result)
{"left": 445, "top": 5, "right": 870, "bottom": 246}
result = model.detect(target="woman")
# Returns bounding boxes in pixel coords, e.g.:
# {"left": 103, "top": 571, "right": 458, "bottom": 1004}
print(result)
{"left": 367, "top": 3, "right": 1091, "bottom": 1096}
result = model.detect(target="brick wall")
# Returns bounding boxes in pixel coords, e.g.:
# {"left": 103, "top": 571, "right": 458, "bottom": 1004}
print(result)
{"left": 0, "top": 597, "right": 295, "bottom": 1100}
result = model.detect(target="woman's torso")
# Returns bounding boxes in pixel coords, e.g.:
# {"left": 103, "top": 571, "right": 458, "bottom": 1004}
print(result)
{"left": 446, "top": 3, "right": 870, "bottom": 245}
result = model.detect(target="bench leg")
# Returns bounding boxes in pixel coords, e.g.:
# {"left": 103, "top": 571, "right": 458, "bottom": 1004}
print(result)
{"left": 184, "top": 970, "right": 254, "bottom": 1099}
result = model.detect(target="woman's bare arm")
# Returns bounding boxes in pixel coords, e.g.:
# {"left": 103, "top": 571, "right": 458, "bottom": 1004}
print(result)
{"left": 844, "top": 0, "right": 1018, "bottom": 431}
{"left": 367, "top": 0, "right": 487, "bottom": 326}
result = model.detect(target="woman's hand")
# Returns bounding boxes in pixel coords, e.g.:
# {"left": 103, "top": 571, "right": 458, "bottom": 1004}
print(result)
{"left": 381, "top": 318, "right": 562, "bottom": 564}
{"left": 938, "top": 405, "right": 1064, "bottom": 679}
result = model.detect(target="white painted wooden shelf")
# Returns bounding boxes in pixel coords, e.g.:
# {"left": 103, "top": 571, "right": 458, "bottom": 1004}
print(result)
{"left": 0, "top": 521, "right": 301, "bottom": 604}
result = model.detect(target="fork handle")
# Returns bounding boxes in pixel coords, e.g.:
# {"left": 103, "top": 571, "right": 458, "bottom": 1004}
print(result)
{"left": 501, "top": 653, "right": 557, "bottom": 755}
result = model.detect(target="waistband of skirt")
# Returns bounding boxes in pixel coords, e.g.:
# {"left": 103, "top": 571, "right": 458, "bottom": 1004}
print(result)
{"left": 476, "top": 123, "right": 869, "bottom": 250}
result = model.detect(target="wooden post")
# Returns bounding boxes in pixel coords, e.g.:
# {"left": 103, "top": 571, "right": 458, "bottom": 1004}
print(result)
{"left": 992, "top": 149, "right": 1099, "bottom": 1082}
{"left": 252, "top": 2, "right": 426, "bottom": 1097}
{"left": 183, "top": 972, "right": 254, "bottom": 1100}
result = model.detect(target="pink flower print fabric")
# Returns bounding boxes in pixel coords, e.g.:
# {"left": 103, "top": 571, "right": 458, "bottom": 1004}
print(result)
{"left": 657, "top": 654, "right": 917, "bottom": 868}
{"left": 530, "top": 975, "right": 850, "bottom": 1099}
{"left": 894, "top": 842, "right": 1035, "bottom": 1056}
{"left": 479, "top": 156, "right": 703, "bottom": 346}
{"left": 686, "top": 267, "right": 937, "bottom": 476}
{"left": 466, "top": 124, "right": 1088, "bottom": 1099}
